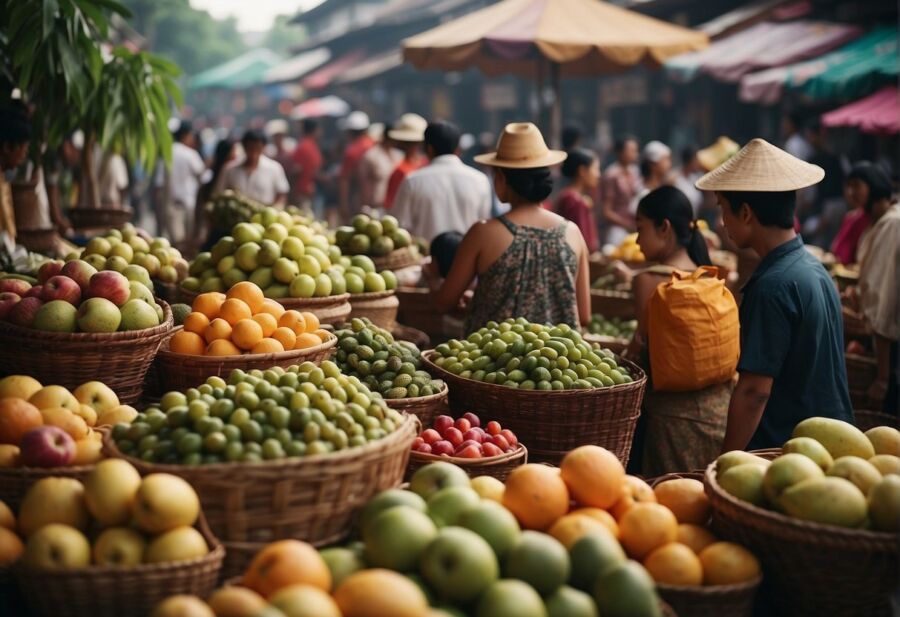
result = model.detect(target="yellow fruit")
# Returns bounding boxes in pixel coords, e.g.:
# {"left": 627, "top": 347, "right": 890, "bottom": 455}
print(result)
{"left": 96, "top": 404, "right": 139, "bottom": 426}
{"left": 653, "top": 478, "right": 711, "bottom": 525}
{"left": 502, "top": 464, "right": 570, "bottom": 531}
{"left": 74, "top": 404, "right": 98, "bottom": 427}
{"left": 699, "top": 542, "right": 761, "bottom": 585}
{"left": 570, "top": 507, "right": 619, "bottom": 538}
{"left": 18, "top": 477, "right": 89, "bottom": 536}
{"left": 866, "top": 426, "right": 900, "bottom": 456}
{"left": 28, "top": 385, "right": 79, "bottom": 411}
{"left": 868, "top": 475, "right": 900, "bottom": 532}
{"left": 72, "top": 381, "right": 119, "bottom": 413}
{"left": 869, "top": 454, "right": 900, "bottom": 476}
{"left": 826, "top": 456, "right": 883, "bottom": 495}
{"left": 471, "top": 475, "right": 505, "bottom": 502}
{"left": 133, "top": 473, "right": 200, "bottom": 534}
{"left": 72, "top": 438, "right": 103, "bottom": 465}
{"left": 676, "top": 524, "right": 717, "bottom": 554}
{"left": 39, "top": 406, "right": 89, "bottom": 440}
{"left": 618, "top": 502, "right": 678, "bottom": 560}
{"left": 151, "top": 595, "right": 214, "bottom": 617}
{"left": 84, "top": 458, "right": 142, "bottom": 527}
{"left": 779, "top": 477, "right": 868, "bottom": 528}
{"left": 270, "top": 583, "right": 342, "bottom": 617}
{"left": 716, "top": 450, "right": 771, "bottom": 475}
{"left": 144, "top": 526, "right": 208, "bottom": 563}
{"left": 549, "top": 513, "right": 611, "bottom": 549}
{"left": 0, "top": 375, "right": 43, "bottom": 400}
{"left": 334, "top": 569, "right": 429, "bottom": 617}
{"left": 560, "top": 445, "right": 625, "bottom": 509}
{"left": 644, "top": 542, "right": 703, "bottom": 586}
{"left": 0, "top": 526, "right": 24, "bottom": 565}
{"left": 0, "top": 499, "right": 15, "bottom": 529}
{"left": 242, "top": 539, "right": 332, "bottom": 598}
{"left": 0, "top": 444, "right": 20, "bottom": 467}
{"left": 206, "top": 587, "right": 269, "bottom": 617}
{"left": 792, "top": 417, "right": 874, "bottom": 460}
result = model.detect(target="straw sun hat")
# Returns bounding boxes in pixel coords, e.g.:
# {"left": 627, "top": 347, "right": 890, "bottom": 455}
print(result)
{"left": 474, "top": 123, "right": 567, "bottom": 169}
{"left": 696, "top": 138, "right": 824, "bottom": 192}
{"left": 388, "top": 113, "right": 428, "bottom": 143}
{"left": 696, "top": 136, "right": 739, "bottom": 172}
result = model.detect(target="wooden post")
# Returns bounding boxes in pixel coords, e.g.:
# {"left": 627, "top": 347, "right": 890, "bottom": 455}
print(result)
{"left": 550, "top": 60, "right": 562, "bottom": 149}
{"left": 535, "top": 58, "right": 545, "bottom": 127}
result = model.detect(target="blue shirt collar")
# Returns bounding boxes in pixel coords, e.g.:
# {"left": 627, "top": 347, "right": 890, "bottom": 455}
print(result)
{"left": 743, "top": 235, "right": 804, "bottom": 291}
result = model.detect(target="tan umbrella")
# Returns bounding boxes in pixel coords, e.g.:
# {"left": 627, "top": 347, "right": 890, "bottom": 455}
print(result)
{"left": 403, "top": 0, "right": 708, "bottom": 143}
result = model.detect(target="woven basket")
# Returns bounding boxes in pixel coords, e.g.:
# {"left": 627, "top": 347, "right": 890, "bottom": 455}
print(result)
{"left": 846, "top": 353, "right": 877, "bottom": 392}
{"left": 69, "top": 207, "right": 133, "bottom": 231}
{"left": 154, "top": 328, "right": 337, "bottom": 392}
{"left": 855, "top": 409, "right": 899, "bottom": 431}
{"left": 396, "top": 286, "right": 467, "bottom": 339}
{"left": 16, "top": 228, "right": 61, "bottom": 255}
{"left": 392, "top": 322, "right": 430, "bottom": 348}
{"left": 0, "top": 301, "right": 173, "bottom": 405}
{"left": 421, "top": 351, "right": 647, "bottom": 465}
{"left": 385, "top": 383, "right": 449, "bottom": 427}
{"left": 842, "top": 306, "right": 871, "bottom": 341}
{"left": 705, "top": 460, "right": 899, "bottom": 617}
{"left": 372, "top": 246, "right": 422, "bottom": 271}
{"left": 151, "top": 279, "right": 181, "bottom": 305}
{"left": 583, "top": 333, "right": 630, "bottom": 355}
{"left": 0, "top": 464, "right": 94, "bottom": 511}
{"left": 14, "top": 514, "right": 224, "bottom": 617}
{"left": 179, "top": 289, "right": 353, "bottom": 327}
{"left": 348, "top": 290, "right": 399, "bottom": 328}
{"left": 103, "top": 415, "right": 417, "bottom": 573}
{"left": 406, "top": 444, "right": 527, "bottom": 482}
{"left": 590, "top": 289, "right": 635, "bottom": 320}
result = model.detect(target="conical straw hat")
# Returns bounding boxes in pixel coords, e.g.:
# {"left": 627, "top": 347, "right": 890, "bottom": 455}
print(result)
{"left": 695, "top": 138, "right": 824, "bottom": 191}
{"left": 697, "top": 136, "right": 739, "bottom": 172}
{"left": 474, "top": 123, "right": 567, "bottom": 169}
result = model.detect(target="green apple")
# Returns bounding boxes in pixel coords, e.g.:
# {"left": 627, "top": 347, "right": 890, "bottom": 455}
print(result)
{"left": 593, "top": 560, "right": 660, "bottom": 617}
{"left": 372, "top": 236, "right": 394, "bottom": 257}
{"left": 234, "top": 243, "right": 260, "bottom": 272}
{"left": 233, "top": 223, "right": 262, "bottom": 245}
{"left": 335, "top": 226, "right": 355, "bottom": 246}
{"left": 84, "top": 253, "right": 108, "bottom": 270}
{"left": 569, "top": 531, "right": 626, "bottom": 592}
{"left": 151, "top": 248, "right": 172, "bottom": 266}
{"left": 313, "top": 273, "right": 333, "bottom": 298}
{"left": 259, "top": 207, "right": 278, "bottom": 227}
{"left": 380, "top": 270, "right": 398, "bottom": 290}
{"left": 22, "top": 524, "right": 91, "bottom": 569}
{"left": 351, "top": 255, "right": 376, "bottom": 273}
{"left": 122, "top": 264, "right": 153, "bottom": 289}
{"left": 349, "top": 234, "right": 370, "bottom": 255}
{"left": 210, "top": 236, "right": 235, "bottom": 264}
{"left": 506, "top": 531, "right": 570, "bottom": 595}
{"left": 136, "top": 253, "right": 161, "bottom": 276}
{"left": 200, "top": 277, "right": 225, "bottom": 292}
{"left": 281, "top": 236, "right": 305, "bottom": 261}
{"left": 409, "top": 462, "right": 470, "bottom": 501}
{"left": 181, "top": 277, "right": 201, "bottom": 292}
{"left": 305, "top": 246, "right": 331, "bottom": 270}
{"left": 288, "top": 225, "right": 315, "bottom": 244}
{"left": 427, "top": 486, "right": 480, "bottom": 527}
{"left": 128, "top": 236, "right": 150, "bottom": 253}
{"left": 222, "top": 268, "right": 248, "bottom": 288}
{"left": 392, "top": 228, "right": 412, "bottom": 248}
{"left": 545, "top": 586, "right": 597, "bottom": 617}
{"left": 360, "top": 489, "right": 427, "bottom": 535}
{"left": 319, "top": 547, "right": 365, "bottom": 587}
{"left": 216, "top": 255, "right": 236, "bottom": 276}
{"left": 381, "top": 215, "right": 399, "bottom": 234}
{"left": 189, "top": 253, "right": 212, "bottom": 276}
{"left": 351, "top": 214, "right": 370, "bottom": 233}
{"left": 363, "top": 272, "right": 387, "bottom": 293}
{"left": 476, "top": 579, "right": 547, "bottom": 617}
{"left": 263, "top": 284, "right": 290, "bottom": 299}
{"left": 120, "top": 299, "right": 160, "bottom": 331}
{"left": 108, "top": 242, "right": 134, "bottom": 262}
{"left": 263, "top": 223, "right": 288, "bottom": 243}
{"left": 128, "top": 281, "right": 155, "bottom": 305}
{"left": 104, "top": 255, "right": 130, "bottom": 273}
{"left": 157, "top": 264, "right": 179, "bottom": 284}
{"left": 327, "top": 245, "right": 342, "bottom": 264}
{"left": 363, "top": 505, "right": 436, "bottom": 572}
{"left": 299, "top": 255, "right": 322, "bottom": 277}
{"left": 249, "top": 267, "right": 274, "bottom": 289}
{"left": 289, "top": 274, "right": 316, "bottom": 298}
{"left": 272, "top": 257, "right": 299, "bottom": 284}
{"left": 344, "top": 272, "right": 365, "bottom": 294}
{"left": 33, "top": 300, "right": 78, "bottom": 332}
{"left": 77, "top": 297, "right": 122, "bottom": 333}
{"left": 458, "top": 500, "right": 521, "bottom": 558}
{"left": 85, "top": 237, "right": 112, "bottom": 257}
{"left": 257, "top": 239, "right": 281, "bottom": 266}
{"left": 420, "top": 526, "right": 499, "bottom": 603}
{"left": 150, "top": 237, "right": 171, "bottom": 251}
{"left": 327, "top": 270, "right": 347, "bottom": 295}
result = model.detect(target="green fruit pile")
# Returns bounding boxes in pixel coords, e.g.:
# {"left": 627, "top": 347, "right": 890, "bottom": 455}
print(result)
{"left": 335, "top": 213, "right": 416, "bottom": 258}
{"left": 587, "top": 314, "right": 637, "bottom": 339}
{"left": 335, "top": 318, "right": 444, "bottom": 399}
{"left": 206, "top": 190, "right": 269, "bottom": 230}
{"left": 431, "top": 318, "right": 633, "bottom": 390}
{"left": 110, "top": 361, "right": 406, "bottom": 465}
{"left": 77, "top": 223, "right": 188, "bottom": 285}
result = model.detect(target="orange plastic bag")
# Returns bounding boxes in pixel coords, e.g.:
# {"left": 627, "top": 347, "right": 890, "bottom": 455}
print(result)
{"left": 648, "top": 266, "right": 740, "bottom": 392}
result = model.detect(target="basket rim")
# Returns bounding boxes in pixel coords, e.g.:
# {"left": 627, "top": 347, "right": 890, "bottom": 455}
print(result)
{"left": 0, "top": 462, "right": 97, "bottom": 477}
{"left": 409, "top": 443, "right": 527, "bottom": 467}
{"left": 0, "top": 300, "right": 173, "bottom": 342}
{"left": 383, "top": 382, "right": 449, "bottom": 408}
{"left": 656, "top": 574, "right": 763, "bottom": 595}
{"left": 178, "top": 288, "right": 352, "bottom": 307}
{"left": 582, "top": 333, "right": 631, "bottom": 345}
{"left": 157, "top": 328, "right": 337, "bottom": 363}
{"left": 589, "top": 288, "right": 633, "bottom": 299}
{"left": 348, "top": 289, "right": 397, "bottom": 301}
{"left": 705, "top": 460, "right": 900, "bottom": 546}
{"left": 421, "top": 349, "right": 648, "bottom": 397}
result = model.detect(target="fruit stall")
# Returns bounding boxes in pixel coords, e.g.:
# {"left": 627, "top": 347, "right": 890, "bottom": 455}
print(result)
{"left": 0, "top": 198, "right": 897, "bottom": 617}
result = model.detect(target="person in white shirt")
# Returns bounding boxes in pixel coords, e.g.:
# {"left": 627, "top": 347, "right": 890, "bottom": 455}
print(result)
{"left": 219, "top": 130, "right": 290, "bottom": 207}
{"left": 158, "top": 122, "right": 205, "bottom": 242}
{"left": 392, "top": 121, "right": 493, "bottom": 242}
{"left": 95, "top": 146, "right": 130, "bottom": 210}
{"left": 783, "top": 111, "right": 813, "bottom": 162}
{"left": 673, "top": 145, "right": 705, "bottom": 217}
{"left": 358, "top": 123, "right": 402, "bottom": 212}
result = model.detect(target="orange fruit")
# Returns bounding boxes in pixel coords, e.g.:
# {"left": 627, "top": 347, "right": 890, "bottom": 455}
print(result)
{"left": 654, "top": 478, "right": 711, "bottom": 525}
{"left": 206, "top": 339, "right": 241, "bottom": 357}
{"left": 219, "top": 298, "right": 252, "bottom": 326}
{"left": 258, "top": 299, "right": 286, "bottom": 320}
{"left": 677, "top": 524, "right": 717, "bottom": 554}
{"left": 644, "top": 542, "right": 703, "bottom": 586}
{"left": 242, "top": 539, "right": 332, "bottom": 597}
{"left": 232, "top": 319, "right": 264, "bottom": 351}
{"left": 170, "top": 330, "right": 206, "bottom": 355}
{"left": 698, "top": 542, "right": 761, "bottom": 585}
{"left": 570, "top": 507, "right": 619, "bottom": 538}
{"left": 227, "top": 281, "right": 265, "bottom": 313}
{"left": 334, "top": 569, "right": 428, "bottom": 617}
{"left": 301, "top": 312, "right": 320, "bottom": 333}
{"left": 610, "top": 475, "right": 657, "bottom": 521}
{"left": 204, "top": 318, "right": 233, "bottom": 344}
{"left": 39, "top": 407, "right": 89, "bottom": 440}
{"left": 0, "top": 398, "right": 43, "bottom": 445}
{"left": 560, "top": 445, "right": 625, "bottom": 509}
{"left": 294, "top": 332, "right": 323, "bottom": 350}
{"left": 0, "top": 500, "right": 14, "bottom": 529}
{"left": 271, "top": 327, "right": 297, "bottom": 351}
{"left": 0, "top": 445, "right": 20, "bottom": 467}
{"left": 549, "top": 513, "right": 612, "bottom": 549}
{"left": 313, "top": 329, "right": 331, "bottom": 343}
{"left": 279, "top": 310, "right": 306, "bottom": 335}
{"left": 251, "top": 338, "right": 285, "bottom": 354}
{"left": 183, "top": 312, "right": 210, "bottom": 336}
{"left": 619, "top": 502, "right": 678, "bottom": 560}
{"left": 252, "top": 313, "right": 278, "bottom": 337}
{"left": 192, "top": 292, "right": 226, "bottom": 319}
{"left": 502, "top": 464, "right": 569, "bottom": 530}
{"left": 0, "top": 526, "right": 24, "bottom": 566}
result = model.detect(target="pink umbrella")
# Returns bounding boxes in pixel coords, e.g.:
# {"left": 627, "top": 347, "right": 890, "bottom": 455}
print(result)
{"left": 290, "top": 96, "right": 351, "bottom": 120}
{"left": 822, "top": 87, "right": 900, "bottom": 134}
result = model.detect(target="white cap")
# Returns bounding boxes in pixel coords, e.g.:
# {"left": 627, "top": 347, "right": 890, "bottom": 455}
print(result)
{"left": 339, "top": 111, "right": 370, "bottom": 131}
{"left": 643, "top": 140, "right": 671, "bottom": 163}
{"left": 265, "top": 119, "right": 289, "bottom": 137}
{"left": 388, "top": 113, "right": 428, "bottom": 143}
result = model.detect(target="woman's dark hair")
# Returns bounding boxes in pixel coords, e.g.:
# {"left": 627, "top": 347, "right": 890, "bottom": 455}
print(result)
{"left": 847, "top": 162, "right": 892, "bottom": 212}
{"left": 638, "top": 186, "right": 711, "bottom": 267}
{"left": 614, "top": 135, "right": 637, "bottom": 154}
{"left": 561, "top": 148, "right": 596, "bottom": 180}
{"left": 424, "top": 121, "right": 460, "bottom": 157}
{"left": 210, "top": 139, "right": 235, "bottom": 182}
{"left": 430, "top": 231, "right": 463, "bottom": 277}
{"left": 500, "top": 167, "right": 553, "bottom": 203}
{"left": 561, "top": 124, "right": 582, "bottom": 151}
{"left": 0, "top": 105, "right": 31, "bottom": 145}
{"left": 719, "top": 190, "right": 795, "bottom": 229}
{"left": 639, "top": 157, "right": 654, "bottom": 181}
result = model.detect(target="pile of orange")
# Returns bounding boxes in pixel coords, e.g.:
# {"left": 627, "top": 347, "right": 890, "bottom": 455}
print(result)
{"left": 169, "top": 282, "right": 330, "bottom": 357}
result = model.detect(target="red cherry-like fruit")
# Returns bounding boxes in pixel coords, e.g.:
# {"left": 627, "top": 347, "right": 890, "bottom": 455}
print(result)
{"left": 482, "top": 442, "right": 503, "bottom": 457}
{"left": 433, "top": 415, "right": 454, "bottom": 434}
{"left": 455, "top": 418, "right": 471, "bottom": 433}
{"left": 456, "top": 445, "right": 482, "bottom": 458}
{"left": 500, "top": 429, "right": 518, "bottom": 448}
{"left": 432, "top": 440, "right": 454, "bottom": 456}
{"left": 443, "top": 427, "right": 464, "bottom": 447}
{"left": 462, "top": 412, "right": 481, "bottom": 428}
{"left": 421, "top": 429, "right": 441, "bottom": 444}
{"left": 486, "top": 421, "right": 502, "bottom": 436}
{"left": 463, "top": 429, "right": 483, "bottom": 444}
{"left": 457, "top": 439, "right": 482, "bottom": 453}
{"left": 491, "top": 434, "right": 511, "bottom": 451}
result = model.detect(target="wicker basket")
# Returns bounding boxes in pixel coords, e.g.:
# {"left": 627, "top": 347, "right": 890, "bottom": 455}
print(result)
{"left": 372, "top": 246, "right": 422, "bottom": 271}
{"left": 69, "top": 207, "right": 133, "bottom": 231}
{"left": 583, "top": 333, "right": 630, "bottom": 355}
{"left": 103, "top": 415, "right": 417, "bottom": 573}
{"left": 151, "top": 279, "right": 181, "bottom": 305}
{"left": 842, "top": 306, "right": 871, "bottom": 341}
{"left": 704, "top": 460, "right": 899, "bottom": 617}
{"left": 590, "top": 289, "right": 635, "bottom": 320}
{"left": 421, "top": 351, "right": 647, "bottom": 465}
{"left": 179, "top": 289, "right": 353, "bottom": 327}
{"left": 406, "top": 444, "right": 527, "bottom": 482}
{"left": 0, "top": 464, "right": 94, "bottom": 511}
{"left": 384, "top": 384, "right": 449, "bottom": 427}
{"left": 14, "top": 514, "right": 223, "bottom": 617}
{"left": 855, "top": 409, "right": 899, "bottom": 431}
{"left": 348, "top": 290, "right": 399, "bottom": 328}
{"left": 396, "top": 286, "right": 466, "bottom": 339}
{"left": 16, "top": 228, "right": 61, "bottom": 255}
{"left": 0, "top": 301, "right": 173, "bottom": 405}
{"left": 154, "top": 328, "right": 337, "bottom": 391}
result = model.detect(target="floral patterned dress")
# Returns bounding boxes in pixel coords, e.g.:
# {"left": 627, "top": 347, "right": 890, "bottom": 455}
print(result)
{"left": 466, "top": 215, "right": 579, "bottom": 333}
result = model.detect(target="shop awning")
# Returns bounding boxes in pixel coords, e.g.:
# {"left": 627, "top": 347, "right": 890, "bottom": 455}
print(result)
{"left": 264, "top": 48, "right": 332, "bottom": 84}
{"left": 665, "top": 20, "right": 860, "bottom": 83}
{"left": 301, "top": 50, "right": 367, "bottom": 90}
{"left": 290, "top": 95, "right": 351, "bottom": 119}
{"left": 822, "top": 87, "right": 899, "bottom": 134}
{"left": 740, "top": 27, "right": 897, "bottom": 103}
{"left": 333, "top": 50, "right": 403, "bottom": 85}
{"left": 188, "top": 49, "right": 283, "bottom": 90}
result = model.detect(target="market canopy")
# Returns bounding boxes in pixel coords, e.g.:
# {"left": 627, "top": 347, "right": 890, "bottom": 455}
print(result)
{"left": 290, "top": 95, "right": 351, "bottom": 120}
{"left": 189, "top": 49, "right": 284, "bottom": 90}
{"left": 821, "top": 87, "right": 899, "bottom": 134}
{"left": 740, "top": 27, "right": 897, "bottom": 103}
{"left": 264, "top": 48, "right": 332, "bottom": 84}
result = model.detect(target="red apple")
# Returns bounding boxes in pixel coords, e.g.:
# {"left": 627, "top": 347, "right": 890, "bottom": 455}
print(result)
{"left": 463, "top": 429, "right": 483, "bottom": 444}
{"left": 457, "top": 439, "right": 482, "bottom": 453}
{"left": 37, "top": 260, "right": 64, "bottom": 283}
{"left": 456, "top": 445, "right": 482, "bottom": 458}
{"left": 486, "top": 421, "right": 502, "bottom": 436}
{"left": 60, "top": 259, "right": 98, "bottom": 291}
{"left": 0, "top": 278, "right": 31, "bottom": 296}
{"left": 0, "top": 292, "right": 21, "bottom": 320}
{"left": 88, "top": 270, "right": 130, "bottom": 306}
{"left": 412, "top": 436, "right": 425, "bottom": 450}
{"left": 482, "top": 442, "right": 503, "bottom": 457}
{"left": 462, "top": 412, "right": 481, "bottom": 428}
{"left": 24, "top": 285, "right": 43, "bottom": 298}
{"left": 417, "top": 443, "right": 433, "bottom": 454}
{"left": 41, "top": 275, "right": 82, "bottom": 305}
{"left": 491, "top": 434, "right": 511, "bottom": 451}
{"left": 432, "top": 440, "right": 454, "bottom": 456}
{"left": 455, "top": 418, "right": 471, "bottom": 433}
{"left": 443, "top": 427, "right": 464, "bottom": 447}
{"left": 500, "top": 429, "right": 518, "bottom": 448}
{"left": 9, "top": 296, "right": 43, "bottom": 327}
{"left": 433, "top": 415, "right": 454, "bottom": 434}
{"left": 421, "top": 429, "right": 441, "bottom": 445}
{"left": 19, "top": 426, "right": 75, "bottom": 467}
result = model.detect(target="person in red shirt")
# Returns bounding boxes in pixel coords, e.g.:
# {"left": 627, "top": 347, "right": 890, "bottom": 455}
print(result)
{"left": 338, "top": 111, "right": 374, "bottom": 220}
{"left": 292, "top": 118, "right": 323, "bottom": 215}
{"left": 556, "top": 148, "right": 601, "bottom": 253}
{"left": 385, "top": 113, "right": 428, "bottom": 210}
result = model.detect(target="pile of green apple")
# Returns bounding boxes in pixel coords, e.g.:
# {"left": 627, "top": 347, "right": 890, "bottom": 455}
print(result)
{"left": 335, "top": 213, "right": 416, "bottom": 258}
{"left": 207, "top": 190, "right": 270, "bottom": 231}
{"left": 181, "top": 210, "right": 398, "bottom": 299}
{"left": 74, "top": 223, "right": 188, "bottom": 285}
{"left": 110, "top": 361, "right": 407, "bottom": 465}
{"left": 431, "top": 318, "right": 634, "bottom": 390}
{"left": 335, "top": 317, "right": 444, "bottom": 399}
{"left": 587, "top": 314, "right": 637, "bottom": 339}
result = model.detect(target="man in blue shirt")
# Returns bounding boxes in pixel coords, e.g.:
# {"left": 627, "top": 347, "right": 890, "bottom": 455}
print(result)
{"left": 696, "top": 139, "right": 853, "bottom": 450}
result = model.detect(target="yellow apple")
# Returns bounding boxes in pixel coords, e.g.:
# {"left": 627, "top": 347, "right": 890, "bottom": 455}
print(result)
{"left": 96, "top": 404, "right": 139, "bottom": 427}
{"left": 471, "top": 475, "right": 505, "bottom": 502}
{"left": 74, "top": 404, "right": 98, "bottom": 427}
{"left": 29, "top": 385, "right": 80, "bottom": 411}
{"left": 133, "top": 473, "right": 200, "bottom": 534}
{"left": 151, "top": 595, "right": 215, "bottom": 617}
{"left": 0, "top": 526, "right": 24, "bottom": 566}
{"left": 73, "top": 381, "right": 120, "bottom": 414}
{"left": 84, "top": 459, "right": 142, "bottom": 527}
{"left": 18, "top": 477, "right": 90, "bottom": 536}
{"left": 270, "top": 584, "right": 342, "bottom": 617}
{"left": 0, "top": 499, "right": 14, "bottom": 529}
{"left": 0, "top": 375, "right": 43, "bottom": 400}
{"left": 0, "top": 444, "right": 20, "bottom": 468}
{"left": 93, "top": 527, "right": 146, "bottom": 566}
{"left": 144, "top": 526, "right": 208, "bottom": 563}
{"left": 38, "top": 406, "right": 89, "bottom": 440}
{"left": 22, "top": 523, "right": 90, "bottom": 569}
{"left": 72, "top": 438, "right": 103, "bottom": 466}
{"left": 206, "top": 587, "right": 269, "bottom": 617}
